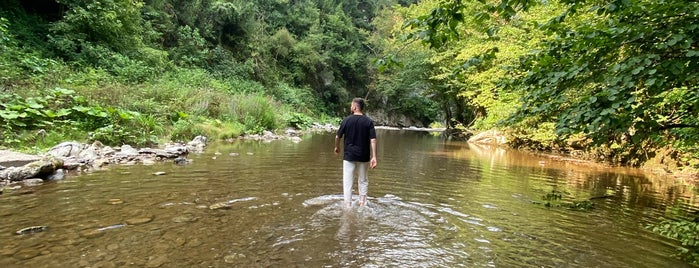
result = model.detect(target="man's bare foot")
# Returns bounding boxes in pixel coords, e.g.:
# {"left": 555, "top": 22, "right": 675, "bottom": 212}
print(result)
{"left": 344, "top": 201, "right": 352, "bottom": 209}
{"left": 358, "top": 195, "right": 367, "bottom": 206}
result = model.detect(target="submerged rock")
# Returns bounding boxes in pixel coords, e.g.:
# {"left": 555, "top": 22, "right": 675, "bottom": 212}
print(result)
{"left": 126, "top": 216, "right": 154, "bottom": 225}
{"left": 209, "top": 202, "right": 231, "bottom": 210}
{"left": 47, "top": 169, "right": 65, "bottom": 181}
{"left": 15, "top": 225, "right": 48, "bottom": 235}
{"left": 174, "top": 157, "right": 191, "bottom": 165}
{"left": 22, "top": 178, "right": 44, "bottom": 186}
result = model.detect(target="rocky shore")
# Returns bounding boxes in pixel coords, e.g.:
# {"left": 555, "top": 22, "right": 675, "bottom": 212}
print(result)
{"left": 0, "top": 123, "right": 338, "bottom": 193}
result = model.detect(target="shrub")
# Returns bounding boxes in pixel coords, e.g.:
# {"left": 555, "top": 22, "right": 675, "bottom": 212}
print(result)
{"left": 229, "top": 94, "right": 284, "bottom": 133}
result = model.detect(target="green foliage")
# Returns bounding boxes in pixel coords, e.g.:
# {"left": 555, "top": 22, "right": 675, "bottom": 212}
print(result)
{"left": 170, "top": 117, "right": 245, "bottom": 142}
{"left": 537, "top": 189, "right": 595, "bottom": 211}
{"left": 285, "top": 112, "right": 314, "bottom": 129}
{"left": 230, "top": 94, "right": 285, "bottom": 134}
{"left": 170, "top": 25, "right": 208, "bottom": 67}
{"left": 170, "top": 117, "right": 206, "bottom": 142}
{"left": 507, "top": 0, "right": 699, "bottom": 166}
{"left": 391, "top": 0, "right": 698, "bottom": 168}
{"left": 650, "top": 202, "right": 699, "bottom": 265}
{"left": 49, "top": 0, "right": 145, "bottom": 57}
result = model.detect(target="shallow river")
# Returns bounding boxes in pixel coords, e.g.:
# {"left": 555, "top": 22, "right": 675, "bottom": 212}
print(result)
{"left": 1, "top": 130, "right": 696, "bottom": 267}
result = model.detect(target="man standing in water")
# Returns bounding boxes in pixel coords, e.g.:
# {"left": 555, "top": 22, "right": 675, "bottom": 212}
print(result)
{"left": 335, "top": 98, "right": 378, "bottom": 209}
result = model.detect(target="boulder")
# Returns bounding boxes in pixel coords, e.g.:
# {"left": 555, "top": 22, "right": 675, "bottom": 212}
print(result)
{"left": 187, "top": 136, "right": 207, "bottom": 153}
{"left": 46, "top": 142, "right": 84, "bottom": 158}
{"left": 163, "top": 144, "right": 188, "bottom": 156}
{"left": 468, "top": 129, "right": 507, "bottom": 145}
{"left": 47, "top": 169, "right": 65, "bottom": 181}
{"left": 118, "top": 145, "right": 139, "bottom": 156}
{"left": 0, "top": 158, "right": 63, "bottom": 181}
{"left": 78, "top": 142, "right": 104, "bottom": 160}
{"left": 0, "top": 150, "right": 42, "bottom": 168}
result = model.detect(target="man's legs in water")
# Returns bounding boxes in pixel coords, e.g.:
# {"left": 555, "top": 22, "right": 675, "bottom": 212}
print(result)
{"left": 357, "top": 162, "right": 369, "bottom": 206}
{"left": 342, "top": 160, "right": 356, "bottom": 208}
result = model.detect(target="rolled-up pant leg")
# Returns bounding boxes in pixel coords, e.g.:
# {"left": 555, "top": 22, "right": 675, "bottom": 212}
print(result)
{"left": 343, "top": 160, "right": 356, "bottom": 205}
{"left": 356, "top": 162, "right": 369, "bottom": 197}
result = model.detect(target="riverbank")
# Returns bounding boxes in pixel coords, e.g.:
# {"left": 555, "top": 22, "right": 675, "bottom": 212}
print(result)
{"left": 0, "top": 123, "right": 338, "bottom": 193}
{"left": 3, "top": 125, "right": 695, "bottom": 195}
{"left": 462, "top": 129, "right": 699, "bottom": 181}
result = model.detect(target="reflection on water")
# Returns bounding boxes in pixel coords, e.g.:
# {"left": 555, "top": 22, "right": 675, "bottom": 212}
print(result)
{"left": 0, "top": 130, "right": 696, "bottom": 267}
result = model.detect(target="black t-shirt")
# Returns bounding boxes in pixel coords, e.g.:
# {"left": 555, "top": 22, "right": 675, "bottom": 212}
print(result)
{"left": 337, "top": 114, "right": 377, "bottom": 162}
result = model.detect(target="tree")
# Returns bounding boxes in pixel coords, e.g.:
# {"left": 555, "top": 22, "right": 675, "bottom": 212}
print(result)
{"left": 400, "top": 0, "right": 699, "bottom": 164}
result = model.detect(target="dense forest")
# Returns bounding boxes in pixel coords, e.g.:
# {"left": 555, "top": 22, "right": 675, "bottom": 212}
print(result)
{"left": 0, "top": 0, "right": 697, "bottom": 171}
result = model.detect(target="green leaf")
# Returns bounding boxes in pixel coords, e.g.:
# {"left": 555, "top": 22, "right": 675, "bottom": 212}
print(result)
{"left": 0, "top": 110, "right": 20, "bottom": 119}
{"left": 667, "top": 34, "right": 684, "bottom": 46}
{"left": 25, "top": 99, "right": 44, "bottom": 109}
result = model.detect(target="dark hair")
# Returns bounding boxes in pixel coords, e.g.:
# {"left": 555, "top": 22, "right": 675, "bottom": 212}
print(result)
{"left": 352, "top": 98, "right": 365, "bottom": 111}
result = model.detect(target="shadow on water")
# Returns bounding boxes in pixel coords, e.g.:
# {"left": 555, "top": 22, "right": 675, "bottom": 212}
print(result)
{"left": 0, "top": 129, "right": 697, "bottom": 267}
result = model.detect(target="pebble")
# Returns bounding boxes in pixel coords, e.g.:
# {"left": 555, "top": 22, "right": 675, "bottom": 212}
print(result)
{"left": 126, "top": 216, "right": 154, "bottom": 225}
{"left": 153, "top": 172, "right": 166, "bottom": 176}
{"left": 209, "top": 202, "right": 231, "bottom": 210}
{"left": 79, "top": 229, "right": 104, "bottom": 238}
{"left": 108, "top": 199, "right": 124, "bottom": 205}
{"left": 145, "top": 255, "right": 168, "bottom": 268}
{"left": 224, "top": 253, "right": 246, "bottom": 263}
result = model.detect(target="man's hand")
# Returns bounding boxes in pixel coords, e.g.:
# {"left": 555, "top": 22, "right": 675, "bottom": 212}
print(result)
{"left": 370, "top": 157, "right": 377, "bottom": 169}
{"left": 334, "top": 147, "right": 339, "bottom": 154}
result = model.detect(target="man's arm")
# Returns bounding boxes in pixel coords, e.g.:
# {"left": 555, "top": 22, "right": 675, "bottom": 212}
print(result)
{"left": 334, "top": 135, "right": 341, "bottom": 154}
{"left": 370, "top": 138, "right": 377, "bottom": 169}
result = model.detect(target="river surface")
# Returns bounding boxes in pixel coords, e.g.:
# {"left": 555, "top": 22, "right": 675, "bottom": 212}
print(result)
{"left": 1, "top": 129, "right": 696, "bottom": 267}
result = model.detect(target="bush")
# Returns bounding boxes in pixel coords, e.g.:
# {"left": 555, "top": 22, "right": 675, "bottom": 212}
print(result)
{"left": 229, "top": 94, "right": 284, "bottom": 133}
{"left": 650, "top": 202, "right": 699, "bottom": 265}
{"left": 170, "top": 118, "right": 206, "bottom": 142}
{"left": 285, "top": 112, "right": 313, "bottom": 129}
{"left": 169, "top": 117, "right": 244, "bottom": 142}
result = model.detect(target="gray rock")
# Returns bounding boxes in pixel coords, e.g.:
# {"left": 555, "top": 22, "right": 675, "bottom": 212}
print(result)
{"left": 284, "top": 128, "right": 297, "bottom": 136}
{"left": 163, "top": 144, "right": 188, "bottom": 156}
{"left": 62, "top": 159, "right": 83, "bottom": 170}
{"left": 15, "top": 225, "right": 48, "bottom": 235}
{"left": 101, "top": 146, "right": 115, "bottom": 156}
{"left": 118, "top": 145, "right": 139, "bottom": 156}
{"left": 173, "top": 157, "right": 191, "bottom": 165}
{"left": 46, "top": 141, "right": 84, "bottom": 158}
{"left": 126, "top": 216, "right": 154, "bottom": 225}
{"left": 262, "top": 131, "right": 275, "bottom": 138}
{"left": 0, "top": 158, "right": 63, "bottom": 181}
{"left": 186, "top": 136, "right": 207, "bottom": 153}
{"left": 78, "top": 144, "right": 101, "bottom": 160}
{"left": 0, "top": 150, "right": 42, "bottom": 168}
{"left": 47, "top": 169, "right": 65, "bottom": 181}
{"left": 93, "top": 158, "right": 110, "bottom": 168}
{"left": 23, "top": 178, "right": 44, "bottom": 186}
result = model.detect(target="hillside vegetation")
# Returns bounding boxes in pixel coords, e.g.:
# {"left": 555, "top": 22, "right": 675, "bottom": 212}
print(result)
{"left": 1, "top": 0, "right": 697, "bottom": 174}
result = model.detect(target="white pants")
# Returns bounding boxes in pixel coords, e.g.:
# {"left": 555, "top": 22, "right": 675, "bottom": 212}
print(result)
{"left": 343, "top": 160, "right": 369, "bottom": 205}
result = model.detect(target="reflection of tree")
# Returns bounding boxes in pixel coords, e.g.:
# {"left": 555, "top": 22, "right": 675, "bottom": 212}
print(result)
{"left": 422, "top": 134, "right": 699, "bottom": 211}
